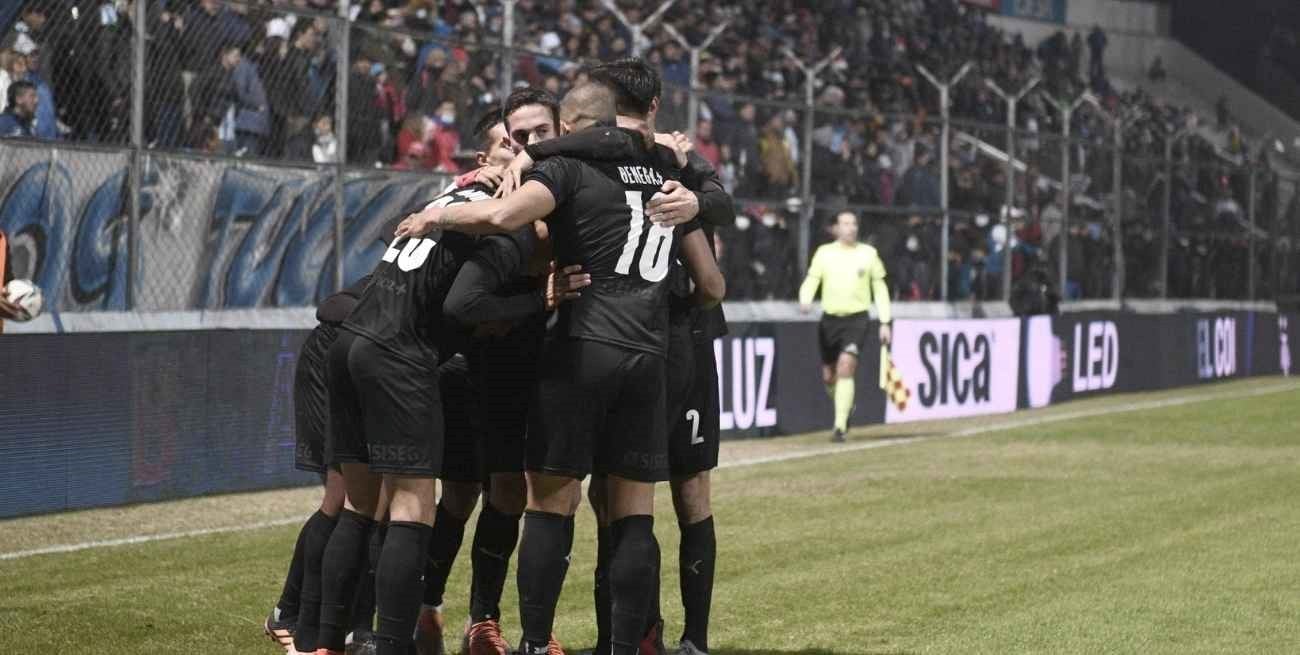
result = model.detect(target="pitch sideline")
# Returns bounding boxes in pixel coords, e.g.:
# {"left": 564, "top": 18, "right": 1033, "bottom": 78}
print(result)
{"left": 3, "top": 381, "right": 1296, "bottom": 562}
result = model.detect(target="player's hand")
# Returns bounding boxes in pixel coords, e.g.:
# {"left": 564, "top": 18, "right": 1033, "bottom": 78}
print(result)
{"left": 476, "top": 165, "right": 506, "bottom": 190}
{"left": 647, "top": 180, "right": 699, "bottom": 226}
{"left": 672, "top": 131, "right": 694, "bottom": 157}
{"left": 394, "top": 207, "right": 441, "bottom": 239}
{"left": 879, "top": 323, "right": 892, "bottom": 347}
{"left": 495, "top": 151, "right": 534, "bottom": 198}
{"left": 654, "top": 132, "right": 688, "bottom": 168}
{"left": 0, "top": 298, "right": 23, "bottom": 321}
{"left": 800, "top": 302, "right": 813, "bottom": 315}
{"left": 545, "top": 263, "right": 591, "bottom": 310}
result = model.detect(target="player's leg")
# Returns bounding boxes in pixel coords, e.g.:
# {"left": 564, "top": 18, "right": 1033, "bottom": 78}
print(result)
{"left": 833, "top": 349, "right": 859, "bottom": 437}
{"left": 350, "top": 480, "right": 392, "bottom": 651}
{"left": 420, "top": 355, "right": 482, "bottom": 655}
{"left": 516, "top": 338, "right": 602, "bottom": 655}
{"left": 271, "top": 328, "right": 343, "bottom": 652}
{"left": 465, "top": 473, "right": 524, "bottom": 655}
{"left": 603, "top": 350, "right": 670, "bottom": 655}
{"left": 516, "top": 472, "right": 582, "bottom": 655}
{"left": 667, "top": 336, "right": 721, "bottom": 655}
{"left": 317, "top": 463, "right": 383, "bottom": 654}
{"left": 312, "top": 331, "right": 384, "bottom": 654}
{"left": 373, "top": 474, "right": 437, "bottom": 655}
{"left": 670, "top": 473, "right": 714, "bottom": 655}
{"left": 587, "top": 474, "right": 615, "bottom": 655}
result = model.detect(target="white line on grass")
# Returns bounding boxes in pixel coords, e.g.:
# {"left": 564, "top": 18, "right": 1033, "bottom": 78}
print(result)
{"left": 3, "top": 381, "right": 1296, "bottom": 562}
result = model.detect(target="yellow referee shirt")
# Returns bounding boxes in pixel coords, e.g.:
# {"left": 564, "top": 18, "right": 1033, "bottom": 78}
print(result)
{"left": 799, "top": 241, "right": 892, "bottom": 322}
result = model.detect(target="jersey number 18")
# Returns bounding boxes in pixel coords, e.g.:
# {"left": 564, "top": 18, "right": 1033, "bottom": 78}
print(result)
{"left": 614, "top": 191, "right": 674, "bottom": 282}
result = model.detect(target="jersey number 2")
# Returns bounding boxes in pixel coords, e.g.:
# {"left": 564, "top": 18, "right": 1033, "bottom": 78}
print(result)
{"left": 685, "top": 409, "right": 703, "bottom": 445}
{"left": 614, "top": 191, "right": 674, "bottom": 282}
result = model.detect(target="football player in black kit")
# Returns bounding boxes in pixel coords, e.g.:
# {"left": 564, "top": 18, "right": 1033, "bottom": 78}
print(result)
{"left": 495, "top": 59, "right": 733, "bottom": 655}
{"left": 262, "top": 277, "right": 369, "bottom": 654}
{"left": 311, "top": 140, "right": 555, "bottom": 655}
{"left": 395, "top": 78, "right": 725, "bottom": 655}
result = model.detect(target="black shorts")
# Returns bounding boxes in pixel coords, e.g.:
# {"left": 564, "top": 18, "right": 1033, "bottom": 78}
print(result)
{"left": 437, "top": 354, "right": 481, "bottom": 483}
{"left": 326, "top": 330, "right": 445, "bottom": 477}
{"left": 470, "top": 322, "right": 544, "bottom": 476}
{"left": 819, "top": 312, "right": 871, "bottom": 365}
{"left": 528, "top": 338, "right": 669, "bottom": 482}
{"left": 294, "top": 324, "right": 337, "bottom": 473}
{"left": 666, "top": 323, "right": 720, "bottom": 476}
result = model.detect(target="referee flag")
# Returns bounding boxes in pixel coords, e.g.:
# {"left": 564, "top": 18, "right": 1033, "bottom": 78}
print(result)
{"left": 880, "top": 345, "right": 910, "bottom": 411}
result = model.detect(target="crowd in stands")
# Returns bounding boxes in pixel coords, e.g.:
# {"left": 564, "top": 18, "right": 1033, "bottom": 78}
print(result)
{"left": 0, "top": 0, "right": 1291, "bottom": 302}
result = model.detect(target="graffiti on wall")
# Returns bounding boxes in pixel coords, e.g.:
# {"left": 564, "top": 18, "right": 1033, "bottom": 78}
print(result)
{"left": 0, "top": 142, "right": 452, "bottom": 311}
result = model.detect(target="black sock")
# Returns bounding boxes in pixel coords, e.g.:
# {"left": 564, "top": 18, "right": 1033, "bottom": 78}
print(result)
{"left": 517, "top": 510, "right": 572, "bottom": 652}
{"left": 593, "top": 524, "right": 614, "bottom": 655}
{"left": 350, "top": 521, "right": 385, "bottom": 636}
{"left": 424, "top": 502, "right": 468, "bottom": 608}
{"left": 469, "top": 502, "right": 521, "bottom": 623}
{"left": 274, "top": 512, "right": 313, "bottom": 622}
{"left": 291, "top": 510, "right": 338, "bottom": 652}
{"left": 317, "top": 509, "right": 375, "bottom": 651}
{"left": 605, "top": 514, "right": 655, "bottom": 655}
{"left": 679, "top": 516, "right": 716, "bottom": 653}
{"left": 610, "top": 515, "right": 659, "bottom": 655}
{"left": 373, "top": 521, "right": 433, "bottom": 655}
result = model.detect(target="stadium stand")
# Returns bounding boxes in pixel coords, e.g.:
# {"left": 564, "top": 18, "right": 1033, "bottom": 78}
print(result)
{"left": 0, "top": 0, "right": 1296, "bottom": 309}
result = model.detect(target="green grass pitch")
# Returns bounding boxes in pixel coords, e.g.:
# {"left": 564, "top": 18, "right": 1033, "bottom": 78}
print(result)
{"left": 2, "top": 379, "right": 1298, "bottom": 654}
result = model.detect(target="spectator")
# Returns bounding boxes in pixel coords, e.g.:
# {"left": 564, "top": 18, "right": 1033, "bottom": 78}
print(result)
{"left": 694, "top": 119, "right": 722, "bottom": 170}
{"left": 184, "top": 0, "right": 250, "bottom": 73}
{"left": 750, "top": 207, "right": 799, "bottom": 299}
{"left": 0, "top": 48, "right": 25, "bottom": 108}
{"left": 260, "top": 19, "right": 317, "bottom": 157}
{"left": 895, "top": 146, "right": 940, "bottom": 208}
{"left": 221, "top": 43, "right": 271, "bottom": 157}
{"left": 758, "top": 111, "right": 797, "bottom": 193}
{"left": 15, "top": 38, "right": 55, "bottom": 139}
{"left": 426, "top": 100, "right": 461, "bottom": 173}
{"left": 1087, "top": 25, "right": 1107, "bottom": 81}
{"left": 346, "top": 54, "right": 384, "bottom": 165}
{"left": 0, "top": 79, "right": 38, "bottom": 137}
{"left": 1148, "top": 55, "right": 1167, "bottom": 84}
{"left": 145, "top": 4, "right": 186, "bottom": 148}
{"left": 3, "top": 2, "right": 48, "bottom": 51}
{"left": 285, "top": 113, "right": 338, "bottom": 164}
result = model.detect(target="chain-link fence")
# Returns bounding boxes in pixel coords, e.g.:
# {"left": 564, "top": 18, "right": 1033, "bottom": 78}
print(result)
{"left": 1, "top": 0, "right": 1297, "bottom": 313}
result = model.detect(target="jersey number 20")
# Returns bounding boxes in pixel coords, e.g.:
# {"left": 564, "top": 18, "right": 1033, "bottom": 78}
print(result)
{"left": 614, "top": 191, "right": 674, "bottom": 282}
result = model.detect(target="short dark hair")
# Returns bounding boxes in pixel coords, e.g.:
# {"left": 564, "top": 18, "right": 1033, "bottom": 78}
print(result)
{"left": 472, "top": 109, "right": 504, "bottom": 150}
{"left": 6, "top": 80, "right": 35, "bottom": 113}
{"left": 502, "top": 87, "right": 560, "bottom": 131}
{"left": 585, "top": 57, "right": 661, "bottom": 117}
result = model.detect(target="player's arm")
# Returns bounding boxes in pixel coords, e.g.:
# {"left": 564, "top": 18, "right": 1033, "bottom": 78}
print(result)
{"left": 444, "top": 234, "right": 591, "bottom": 326}
{"left": 798, "top": 247, "right": 825, "bottom": 312}
{"left": 680, "top": 228, "right": 725, "bottom": 308}
{"left": 397, "top": 181, "right": 556, "bottom": 237}
{"left": 676, "top": 150, "right": 735, "bottom": 228}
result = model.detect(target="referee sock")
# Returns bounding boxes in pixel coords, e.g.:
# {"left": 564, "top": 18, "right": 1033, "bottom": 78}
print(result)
{"left": 610, "top": 515, "right": 659, "bottom": 655}
{"left": 317, "top": 509, "right": 374, "bottom": 651}
{"left": 517, "top": 510, "right": 572, "bottom": 652}
{"left": 834, "top": 378, "right": 855, "bottom": 432}
{"left": 374, "top": 521, "right": 432, "bottom": 655}
{"left": 679, "top": 516, "right": 716, "bottom": 653}
{"left": 290, "top": 510, "right": 338, "bottom": 652}
{"left": 593, "top": 524, "right": 614, "bottom": 655}
{"left": 469, "top": 503, "right": 521, "bottom": 623}
{"left": 423, "top": 502, "right": 467, "bottom": 608}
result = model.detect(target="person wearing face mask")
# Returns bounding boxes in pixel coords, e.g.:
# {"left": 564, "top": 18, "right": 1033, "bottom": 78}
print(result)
{"left": 800, "top": 211, "right": 893, "bottom": 443}
{"left": 284, "top": 113, "right": 338, "bottom": 163}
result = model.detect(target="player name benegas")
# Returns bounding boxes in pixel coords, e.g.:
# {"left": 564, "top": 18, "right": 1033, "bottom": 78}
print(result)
{"left": 617, "top": 165, "right": 664, "bottom": 187}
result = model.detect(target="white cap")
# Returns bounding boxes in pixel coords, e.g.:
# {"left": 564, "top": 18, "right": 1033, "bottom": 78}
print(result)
{"left": 13, "top": 33, "right": 37, "bottom": 55}
{"left": 266, "top": 18, "right": 290, "bottom": 41}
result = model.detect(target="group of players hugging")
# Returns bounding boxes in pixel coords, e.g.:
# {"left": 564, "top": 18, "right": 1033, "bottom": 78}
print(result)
{"left": 262, "top": 57, "right": 732, "bottom": 655}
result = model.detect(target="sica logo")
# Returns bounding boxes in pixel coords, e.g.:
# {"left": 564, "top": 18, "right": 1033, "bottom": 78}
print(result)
{"left": 917, "top": 331, "right": 991, "bottom": 407}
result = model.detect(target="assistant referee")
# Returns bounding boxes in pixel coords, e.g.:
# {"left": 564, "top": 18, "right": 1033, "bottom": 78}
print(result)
{"left": 799, "top": 211, "right": 892, "bottom": 442}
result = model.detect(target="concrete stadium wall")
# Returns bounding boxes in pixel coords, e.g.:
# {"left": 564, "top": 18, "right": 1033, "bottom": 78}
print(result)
{"left": 1, "top": 309, "right": 1294, "bottom": 519}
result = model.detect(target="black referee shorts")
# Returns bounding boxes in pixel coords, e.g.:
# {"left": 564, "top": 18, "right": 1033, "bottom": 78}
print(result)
{"left": 527, "top": 338, "right": 669, "bottom": 482}
{"left": 818, "top": 312, "right": 871, "bottom": 365}
{"left": 666, "top": 322, "right": 720, "bottom": 476}
{"left": 326, "top": 330, "right": 445, "bottom": 477}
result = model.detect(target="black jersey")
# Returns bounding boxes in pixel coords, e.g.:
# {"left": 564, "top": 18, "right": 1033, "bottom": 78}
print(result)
{"left": 526, "top": 134, "right": 699, "bottom": 357}
{"left": 342, "top": 184, "right": 495, "bottom": 368}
